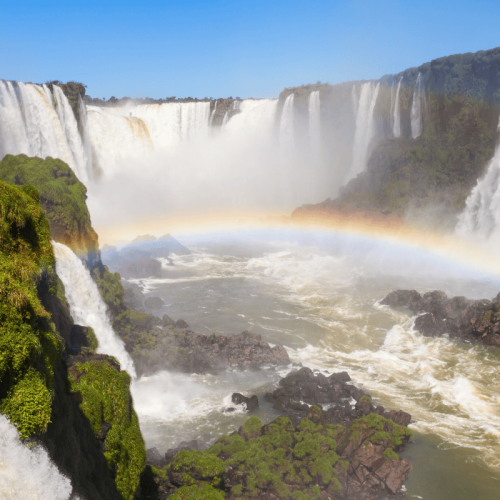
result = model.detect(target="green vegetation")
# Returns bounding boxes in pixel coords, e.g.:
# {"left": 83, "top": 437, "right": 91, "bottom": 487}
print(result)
{"left": 335, "top": 92, "right": 498, "bottom": 224}
{"left": 92, "top": 266, "right": 126, "bottom": 317}
{"left": 87, "top": 327, "right": 99, "bottom": 353}
{"left": 47, "top": 81, "right": 87, "bottom": 124}
{"left": 0, "top": 180, "right": 62, "bottom": 438}
{"left": 203, "top": 412, "right": 341, "bottom": 499}
{"left": 68, "top": 360, "right": 146, "bottom": 500}
{"left": 0, "top": 155, "right": 99, "bottom": 264}
{"left": 169, "top": 483, "right": 225, "bottom": 500}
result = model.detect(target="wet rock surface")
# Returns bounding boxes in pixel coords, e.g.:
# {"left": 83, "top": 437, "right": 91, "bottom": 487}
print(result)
{"left": 231, "top": 393, "right": 259, "bottom": 411}
{"left": 124, "top": 314, "right": 291, "bottom": 376}
{"left": 381, "top": 289, "right": 500, "bottom": 347}
{"left": 145, "top": 367, "right": 412, "bottom": 500}
{"left": 265, "top": 367, "right": 411, "bottom": 428}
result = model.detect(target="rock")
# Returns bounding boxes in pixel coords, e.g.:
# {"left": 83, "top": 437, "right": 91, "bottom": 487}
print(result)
{"left": 164, "top": 440, "right": 199, "bottom": 465}
{"left": 265, "top": 367, "right": 410, "bottom": 429}
{"left": 381, "top": 289, "right": 499, "bottom": 347}
{"left": 175, "top": 319, "right": 188, "bottom": 329}
{"left": 231, "top": 393, "right": 259, "bottom": 411}
{"left": 123, "top": 284, "right": 145, "bottom": 312}
{"left": 144, "top": 296, "right": 164, "bottom": 309}
{"left": 69, "top": 325, "right": 92, "bottom": 348}
{"left": 161, "top": 314, "right": 176, "bottom": 327}
{"left": 146, "top": 447, "right": 168, "bottom": 468}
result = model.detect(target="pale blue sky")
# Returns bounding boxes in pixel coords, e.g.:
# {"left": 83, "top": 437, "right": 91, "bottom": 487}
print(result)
{"left": 2, "top": 0, "right": 499, "bottom": 99}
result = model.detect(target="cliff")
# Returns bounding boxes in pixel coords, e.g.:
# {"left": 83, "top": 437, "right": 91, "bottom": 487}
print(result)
{"left": 0, "top": 160, "right": 146, "bottom": 499}
{"left": 0, "top": 180, "right": 125, "bottom": 499}
{"left": 286, "top": 47, "right": 500, "bottom": 224}
{"left": 0, "top": 154, "right": 100, "bottom": 269}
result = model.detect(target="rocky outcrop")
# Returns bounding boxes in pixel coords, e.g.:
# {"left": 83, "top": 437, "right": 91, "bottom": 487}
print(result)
{"left": 381, "top": 289, "right": 500, "bottom": 347}
{"left": 265, "top": 367, "right": 411, "bottom": 428}
{"left": 116, "top": 309, "right": 291, "bottom": 376}
{"left": 231, "top": 393, "right": 259, "bottom": 411}
{"left": 147, "top": 367, "right": 413, "bottom": 500}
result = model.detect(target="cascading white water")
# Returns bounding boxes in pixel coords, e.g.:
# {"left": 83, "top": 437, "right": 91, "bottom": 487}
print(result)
{"left": 78, "top": 94, "right": 93, "bottom": 181}
{"left": 0, "top": 414, "right": 73, "bottom": 500}
{"left": 279, "top": 94, "right": 295, "bottom": 146}
{"left": 86, "top": 101, "right": 211, "bottom": 173}
{"left": 411, "top": 73, "right": 424, "bottom": 138}
{"left": 0, "top": 81, "right": 90, "bottom": 182}
{"left": 52, "top": 241, "right": 136, "bottom": 377}
{"left": 209, "top": 101, "right": 217, "bottom": 125}
{"left": 456, "top": 118, "right": 500, "bottom": 238}
{"left": 52, "top": 86, "right": 89, "bottom": 184}
{"left": 222, "top": 111, "right": 229, "bottom": 127}
{"left": 392, "top": 78, "right": 402, "bottom": 137}
{"left": 86, "top": 105, "right": 153, "bottom": 175}
{"left": 349, "top": 82, "right": 380, "bottom": 179}
{"left": 308, "top": 91, "right": 321, "bottom": 152}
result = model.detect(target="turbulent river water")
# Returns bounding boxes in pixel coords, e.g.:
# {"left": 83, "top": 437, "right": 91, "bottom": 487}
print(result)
{"left": 125, "top": 229, "right": 500, "bottom": 500}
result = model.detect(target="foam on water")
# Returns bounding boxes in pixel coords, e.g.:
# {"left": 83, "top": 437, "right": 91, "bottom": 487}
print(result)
{"left": 129, "top": 237, "right": 500, "bottom": 472}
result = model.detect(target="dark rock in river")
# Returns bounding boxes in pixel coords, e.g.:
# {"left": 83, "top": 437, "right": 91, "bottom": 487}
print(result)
{"left": 161, "top": 314, "right": 175, "bottom": 327}
{"left": 123, "top": 282, "right": 145, "bottom": 311}
{"left": 265, "top": 367, "right": 411, "bottom": 428}
{"left": 381, "top": 289, "right": 500, "bottom": 347}
{"left": 231, "top": 393, "right": 259, "bottom": 411}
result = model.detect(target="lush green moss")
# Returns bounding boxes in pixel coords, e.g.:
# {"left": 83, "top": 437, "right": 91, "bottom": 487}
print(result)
{"left": 0, "top": 181, "right": 62, "bottom": 438}
{"left": 0, "top": 154, "right": 99, "bottom": 261}
{"left": 359, "top": 396, "right": 372, "bottom": 403}
{"left": 202, "top": 414, "right": 340, "bottom": 498}
{"left": 168, "top": 483, "right": 225, "bottom": 500}
{"left": 68, "top": 360, "right": 146, "bottom": 500}
{"left": 86, "top": 327, "right": 99, "bottom": 354}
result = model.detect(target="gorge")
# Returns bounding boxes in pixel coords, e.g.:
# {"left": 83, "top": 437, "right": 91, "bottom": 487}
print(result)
{"left": 2, "top": 45, "right": 500, "bottom": 500}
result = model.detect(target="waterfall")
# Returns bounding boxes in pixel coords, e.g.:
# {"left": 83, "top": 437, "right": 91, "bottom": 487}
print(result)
{"left": 392, "top": 78, "right": 402, "bottom": 137}
{"left": 456, "top": 118, "right": 500, "bottom": 238}
{"left": 52, "top": 241, "right": 136, "bottom": 377}
{"left": 349, "top": 82, "right": 380, "bottom": 179}
{"left": 209, "top": 101, "right": 217, "bottom": 125}
{"left": 411, "top": 73, "right": 424, "bottom": 138}
{"left": 279, "top": 94, "right": 295, "bottom": 146}
{"left": 86, "top": 101, "right": 211, "bottom": 173}
{"left": 308, "top": 91, "right": 321, "bottom": 152}
{"left": 78, "top": 94, "right": 93, "bottom": 181}
{"left": 0, "top": 81, "right": 89, "bottom": 182}
{"left": 0, "top": 414, "right": 73, "bottom": 500}
{"left": 86, "top": 105, "right": 153, "bottom": 175}
{"left": 222, "top": 111, "right": 229, "bottom": 127}
{"left": 52, "top": 86, "right": 89, "bottom": 184}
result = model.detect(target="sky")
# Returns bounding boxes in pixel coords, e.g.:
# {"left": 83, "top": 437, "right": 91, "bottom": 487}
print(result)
{"left": 2, "top": 0, "right": 500, "bottom": 100}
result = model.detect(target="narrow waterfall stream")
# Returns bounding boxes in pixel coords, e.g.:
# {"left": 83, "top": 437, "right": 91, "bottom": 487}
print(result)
{"left": 52, "top": 242, "right": 136, "bottom": 377}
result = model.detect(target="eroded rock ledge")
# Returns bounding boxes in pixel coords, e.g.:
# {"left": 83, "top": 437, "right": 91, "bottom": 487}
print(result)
{"left": 381, "top": 289, "right": 500, "bottom": 347}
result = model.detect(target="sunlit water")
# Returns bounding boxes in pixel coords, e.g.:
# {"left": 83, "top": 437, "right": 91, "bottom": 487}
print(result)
{"left": 126, "top": 229, "right": 500, "bottom": 499}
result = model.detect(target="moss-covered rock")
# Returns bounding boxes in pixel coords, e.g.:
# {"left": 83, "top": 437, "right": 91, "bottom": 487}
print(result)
{"left": 68, "top": 359, "right": 146, "bottom": 500}
{"left": 0, "top": 180, "right": 60, "bottom": 438}
{"left": 0, "top": 154, "right": 100, "bottom": 268}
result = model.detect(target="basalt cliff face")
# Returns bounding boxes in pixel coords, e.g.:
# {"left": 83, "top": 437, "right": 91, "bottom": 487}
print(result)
{"left": 290, "top": 46, "right": 500, "bottom": 227}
